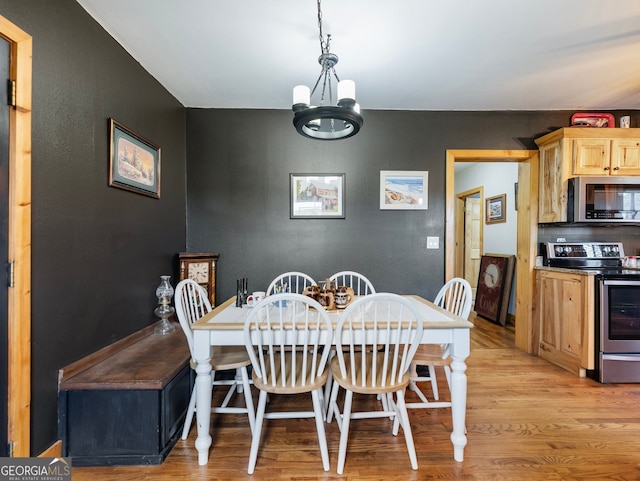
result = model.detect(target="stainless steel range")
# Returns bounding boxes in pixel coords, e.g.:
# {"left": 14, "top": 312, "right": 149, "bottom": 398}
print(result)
{"left": 546, "top": 242, "right": 640, "bottom": 383}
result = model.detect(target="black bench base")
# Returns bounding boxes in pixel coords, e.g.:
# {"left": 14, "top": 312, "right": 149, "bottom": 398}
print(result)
{"left": 58, "top": 323, "right": 192, "bottom": 466}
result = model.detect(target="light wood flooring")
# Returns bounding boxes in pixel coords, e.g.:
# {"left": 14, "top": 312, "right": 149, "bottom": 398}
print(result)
{"left": 71, "top": 313, "right": 640, "bottom": 480}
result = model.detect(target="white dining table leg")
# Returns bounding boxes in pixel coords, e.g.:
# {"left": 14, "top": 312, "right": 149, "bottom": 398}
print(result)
{"left": 449, "top": 328, "right": 469, "bottom": 462}
{"left": 193, "top": 330, "right": 213, "bottom": 465}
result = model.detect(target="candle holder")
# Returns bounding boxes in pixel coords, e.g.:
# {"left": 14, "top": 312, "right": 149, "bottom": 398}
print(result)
{"left": 154, "top": 275, "right": 176, "bottom": 334}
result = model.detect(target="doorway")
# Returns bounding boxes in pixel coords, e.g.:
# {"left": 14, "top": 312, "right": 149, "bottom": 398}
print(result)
{"left": 0, "top": 15, "right": 32, "bottom": 457}
{"left": 445, "top": 150, "right": 539, "bottom": 353}
{"left": 454, "top": 188, "right": 482, "bottom": 298}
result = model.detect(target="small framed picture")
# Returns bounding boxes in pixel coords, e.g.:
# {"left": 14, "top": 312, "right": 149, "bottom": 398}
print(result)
{"left": 290, "top": 174, "right": 345, "bottom": 219}
{"left": 486, "top": 194, "right": 506, "bottom": 224}
{"left": 380, "top": 171, "right": 428, "bottom": 210}
{"left": 109, "top": 118, "right": 161, "bottom": 198}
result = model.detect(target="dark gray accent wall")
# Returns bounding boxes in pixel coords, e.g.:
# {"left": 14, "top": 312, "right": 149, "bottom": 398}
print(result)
{"left": 186, "top": 109, "right": 575, "bottom": 302}
{"left": 0, "top": 1, "right": 187, "bottom": 454}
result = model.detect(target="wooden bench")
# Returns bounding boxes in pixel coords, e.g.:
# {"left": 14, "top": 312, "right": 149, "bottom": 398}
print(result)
{"left": 58, "top": 323, "right": 191, "bottom": 466}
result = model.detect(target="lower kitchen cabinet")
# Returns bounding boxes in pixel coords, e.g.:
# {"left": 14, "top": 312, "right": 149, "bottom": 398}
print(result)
{"left": 535, "top": 269, "right": 595, "bottom": 376}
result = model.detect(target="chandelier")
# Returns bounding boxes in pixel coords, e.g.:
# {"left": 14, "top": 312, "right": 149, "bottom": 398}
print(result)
{"left": 292, "top": 0, "right": 363, "bottom": 140}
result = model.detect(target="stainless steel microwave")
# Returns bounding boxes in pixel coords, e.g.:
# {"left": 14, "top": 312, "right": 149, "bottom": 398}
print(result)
{"left": 568, "top": 176, "right": 640, "bottom": 223}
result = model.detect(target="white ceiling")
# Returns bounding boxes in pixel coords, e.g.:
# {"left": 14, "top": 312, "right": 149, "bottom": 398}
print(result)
{"left": 76, "top": 0, "right": 640, "bottom": 111}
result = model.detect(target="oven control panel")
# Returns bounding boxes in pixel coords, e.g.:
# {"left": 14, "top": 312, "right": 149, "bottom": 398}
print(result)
{"left": 547, "top": 242, "right": 624, "bottom": 259}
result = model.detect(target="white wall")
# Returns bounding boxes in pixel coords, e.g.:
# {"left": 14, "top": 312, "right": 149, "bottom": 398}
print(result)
{"left": 455, "top": 162, "right": 518, "bottom": 256}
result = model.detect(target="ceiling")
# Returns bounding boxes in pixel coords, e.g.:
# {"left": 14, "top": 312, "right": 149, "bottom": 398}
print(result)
{"left": 76, "top": 0, "right": 640, "bottom": 112}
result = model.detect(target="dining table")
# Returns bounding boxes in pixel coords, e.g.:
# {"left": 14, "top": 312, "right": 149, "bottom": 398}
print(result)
{"left": 190, "top": 294, "right": 473, "bottom": 466}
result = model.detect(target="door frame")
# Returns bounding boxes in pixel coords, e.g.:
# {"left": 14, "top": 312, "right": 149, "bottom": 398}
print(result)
{"left": 446, "top": 150, "right": 539, "bottom": 353}
{"left": 0, "top": 15, "right": 32, "bottom": 457}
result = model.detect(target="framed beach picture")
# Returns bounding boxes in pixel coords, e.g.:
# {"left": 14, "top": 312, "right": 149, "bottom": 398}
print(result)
{"left": 380, "top": 171, "right": 428, "bottom": 210}
{"left": 290, "top": 174, "right": 345, "bottom": 219}
{"left": 109, "top": 118, "right": 161, "bottom": 198}
{"left": 485, "top": 194, "right": 506, "bottom": 224}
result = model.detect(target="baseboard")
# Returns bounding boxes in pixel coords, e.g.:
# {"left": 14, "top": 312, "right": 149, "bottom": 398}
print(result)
{"left": 507, "top": 313, "right": 516, "bottom": 325}
{"left": 38, "top": 440, "right": 62, "bottom": 458}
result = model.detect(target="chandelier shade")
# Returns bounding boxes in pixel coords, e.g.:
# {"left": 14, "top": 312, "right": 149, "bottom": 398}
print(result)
{"left": 291, "top": 0, "right": 363, "bottom": 140}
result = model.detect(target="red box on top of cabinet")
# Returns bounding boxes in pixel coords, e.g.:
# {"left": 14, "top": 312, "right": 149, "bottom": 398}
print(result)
{"left": 570, "top": 112, "right": 615, "bottom": 128}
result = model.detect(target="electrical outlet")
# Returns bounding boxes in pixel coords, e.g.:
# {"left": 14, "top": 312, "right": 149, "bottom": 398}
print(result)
{"left": 427, "top": 236, "right": 439, "bottom": 249}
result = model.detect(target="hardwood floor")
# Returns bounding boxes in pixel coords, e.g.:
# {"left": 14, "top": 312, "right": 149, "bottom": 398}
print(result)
{"left": 71, "top": 314, "right": 640, "bottom": 480}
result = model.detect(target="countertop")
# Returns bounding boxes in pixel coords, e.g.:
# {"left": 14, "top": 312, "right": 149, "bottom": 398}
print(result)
{"left": 534, "top": 266, "right": 599, "bottom": 275}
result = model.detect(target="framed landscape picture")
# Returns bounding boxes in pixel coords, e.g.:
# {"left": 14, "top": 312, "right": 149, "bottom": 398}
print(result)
{"left": 380, "top": 170, "right": 428, "bottom": 210}
{"left": 109, "top": 118, "right": 161, "bottom": 198}
{"left": 290, "top": 174, "right": 345, "bottom": 219}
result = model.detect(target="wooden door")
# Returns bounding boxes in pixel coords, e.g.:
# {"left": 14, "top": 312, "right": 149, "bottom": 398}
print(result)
{"left": 464, "top": 197, "right": 481, "bottom": 296}
{"left": 0, "top": 14, "right": 32, "bottom": 457}
{"left": 454, "top": 188, "right": 482, "bottom": 296}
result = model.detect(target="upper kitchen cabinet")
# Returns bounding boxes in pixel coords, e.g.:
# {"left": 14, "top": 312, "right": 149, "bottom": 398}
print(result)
{"left": 537, "top": 135, "right": 569, "bottom": 223}
{"left": 536, "top": 128, "right": 640, "bottom": 223}
{"left": 573, "top": 137, "right": 640, "bottom": 176}
{"left": 536, "top": 129, "right": 575, "bottom": 223}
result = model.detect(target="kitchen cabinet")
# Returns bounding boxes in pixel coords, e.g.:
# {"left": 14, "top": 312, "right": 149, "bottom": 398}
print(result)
{"left": 572, "top": 137, "right": 610, "bottom": 175}
{"left": 573, "top": 137, "right": 640, "bottom": 176}
{"left": 535, "top": 128, "right": 640, "bottom": 223}
{"left": 535, "top": 269, "right": 594, "bottom": 376}
{"left": 538, "top": 137, "right": 568, "bottom": 223}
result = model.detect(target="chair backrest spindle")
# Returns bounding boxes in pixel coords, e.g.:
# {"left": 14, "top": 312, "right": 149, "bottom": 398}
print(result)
{"left": 266, "top": 271, "right": 316, "bottom": 295}
{"left": 244, "top": 293, "right": 332, "bottom": 390}
{"left": 175, "top": 279, "right": 213, "bottom": 358}
{"left": 329, "top": 270, "right": 375, "bottom": 296}
{"left": 434, "top": 277, "right": 472, "bottom": 320}
{"left": 334, "top": 293, "right": 423, "bottom": 390}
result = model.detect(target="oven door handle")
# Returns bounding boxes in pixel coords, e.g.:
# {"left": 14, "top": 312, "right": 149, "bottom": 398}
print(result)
{"left": 602, "top": 354, "right": 640, "bottom": 362}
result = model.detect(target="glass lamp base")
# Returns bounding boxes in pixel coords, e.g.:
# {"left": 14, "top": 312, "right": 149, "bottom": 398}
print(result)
{"left": 154, "top": 304, "right": 176, "bottom": 335}
{"left": 154, "top": 318, "right": 176, "bottom": 334}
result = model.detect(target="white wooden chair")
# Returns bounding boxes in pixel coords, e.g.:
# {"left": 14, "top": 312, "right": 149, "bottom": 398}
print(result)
{"left": 243, "top": 293, "right": 333, "bottom": 474}
{"left": 266, "top": 271, "right": 316, "bottom": 295}
{"left": 329, "top": 270, "right": 376, "bottom": 295}
{"left": 174, "top": 279, "right": 255, "bottom": 440}
{"left": 324, "top": 270, "right": 376, "bottom": 415}
{"left": 407, "top": 277, "right": 472, "bottom": 409}
{"left": 328, "top": 293, "right": 424, "bottom": 474}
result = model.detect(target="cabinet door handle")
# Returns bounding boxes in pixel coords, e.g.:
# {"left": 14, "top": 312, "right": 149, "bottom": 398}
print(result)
{"left": 604, "top": 166, "right": 610, "bottom": 171}
{"left": 613, "top": 166, "right": 620, "bottom": 171}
